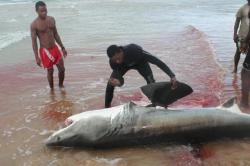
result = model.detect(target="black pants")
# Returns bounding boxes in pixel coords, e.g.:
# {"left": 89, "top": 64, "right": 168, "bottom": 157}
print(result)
{"left": 113, "top": 62, "right": 156, "bottom": 85}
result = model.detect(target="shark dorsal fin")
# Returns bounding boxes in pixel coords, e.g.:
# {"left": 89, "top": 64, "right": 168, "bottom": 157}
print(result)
{"left": 219, "top": 97, "right": 243, "bottom": 114}
{"left": 221, "top": 97, "right": 237, "bottom": 108}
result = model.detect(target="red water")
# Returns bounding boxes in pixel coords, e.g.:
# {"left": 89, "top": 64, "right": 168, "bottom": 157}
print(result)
{"left": 0, "top": 26, "right": 250, "bottom": 165}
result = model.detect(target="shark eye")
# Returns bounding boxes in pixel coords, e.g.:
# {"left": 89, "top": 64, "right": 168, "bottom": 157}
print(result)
{"left": 57, "top": 136, "right": 61, "bottom": 141}
{"left": 65, "top": 119, "right": 73, "bottom": 126}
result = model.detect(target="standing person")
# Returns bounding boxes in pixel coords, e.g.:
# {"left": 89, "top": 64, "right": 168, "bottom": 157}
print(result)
{"left": 239, "top": 9, "right": 250, "bottom": 110}
{"left": 241, "top": 69, "right": 250, "bottom": 109}
{"left": 241, "top": 51, "right": 250, "bottom": 108}
{"left": 30, "top": 1, "right": 67, "bottom": 90}
{"left": 233, "top": 0, "right": 250, "bottom": 73}
{"left": 105, "top": 44, "right": 178, "bottom": 108}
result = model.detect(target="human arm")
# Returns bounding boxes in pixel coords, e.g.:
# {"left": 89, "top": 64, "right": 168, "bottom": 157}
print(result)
{"left": 30, "top": 23, "right": 41, "bottom": 67}
{"left": 143, "top": 50, "right": 177, "bottom": 89}
{"left": 52, "top": 17, "right": 67, "bottom": 57}
{"left": 234, "top": 17, "right": 241, "bottom": 43}
{"left": 104, "top": 65, "right": 128, "bottom": 108}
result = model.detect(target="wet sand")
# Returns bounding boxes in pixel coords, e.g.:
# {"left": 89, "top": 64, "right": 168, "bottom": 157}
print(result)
{"left": 0, "top": 27, "right": 250, "bottom": 166}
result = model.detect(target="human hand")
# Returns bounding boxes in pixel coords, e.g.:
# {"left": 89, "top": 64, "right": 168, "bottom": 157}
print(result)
{"left": 36, "top": 57, "right": 42, "bottom": 67}
{"left": 240, "top": 42, "right": 248, "bottom": 53}
{"left": 62, "top": 47, "right": 67, "bottom": 58}
{"left": 171, "top": 77, "right": 178, "bottom": 90}
{"left": 234, "top": 34, "right": 238, "bottom": 43}
{"left": 109, "top": 78, "right": 121, "bottom": 87}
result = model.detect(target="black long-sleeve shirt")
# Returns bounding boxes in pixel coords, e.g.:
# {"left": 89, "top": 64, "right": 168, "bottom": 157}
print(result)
{"left": 105, "top": 44, "right": 175, "bottom": 108}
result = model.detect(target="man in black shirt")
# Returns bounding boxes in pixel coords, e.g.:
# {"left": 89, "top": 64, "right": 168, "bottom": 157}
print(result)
{"left": 105, "top": 44, "right": 178, "bottom": 108}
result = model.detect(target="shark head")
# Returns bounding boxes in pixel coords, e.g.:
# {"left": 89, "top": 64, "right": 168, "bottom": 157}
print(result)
{"left": 46, "top": 120, "right": 87, "bottom": 147}
{"left": 46, "top": 115, "right": 110, "bottom": 147}
{"left": 46, "top": 104, "right": 129, "bottom": 147}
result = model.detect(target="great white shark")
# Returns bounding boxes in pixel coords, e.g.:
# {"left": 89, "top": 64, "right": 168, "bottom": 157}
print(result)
{"left": 46, "top": 98, "right": 250, "bottom": 148}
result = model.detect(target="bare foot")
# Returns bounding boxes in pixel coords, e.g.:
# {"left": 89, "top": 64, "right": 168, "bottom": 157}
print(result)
{"left": 49, "top": 89, "right": 56, "bottom": 101}
{"left": 59, "top": 85, "right": 66, "bottom": 95}
{"left": 50, "top": 88, "right": 55, "bottom": 94}
{"left": 59, "top": 85, "right": 65, "bottom": 89}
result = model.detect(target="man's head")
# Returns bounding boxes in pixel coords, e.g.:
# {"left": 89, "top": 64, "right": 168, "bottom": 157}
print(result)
{"left": 107, "top": 45, "right": 124, "bottom": 64}
{"left": 35, "top": 1, "right": 47, "bottom": 19}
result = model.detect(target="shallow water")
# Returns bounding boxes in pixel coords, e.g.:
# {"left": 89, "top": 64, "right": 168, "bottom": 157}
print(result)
{"left": 0, "top": 0, "right": 250, "bottom": 165}
{"left": 0, "top": 27, "right": 249, "bottom": 166}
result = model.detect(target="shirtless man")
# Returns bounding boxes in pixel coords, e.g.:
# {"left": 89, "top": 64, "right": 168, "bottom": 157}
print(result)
{"left": 31, "top": 1, "right": 67, "bottom": 90}
{"left": 233, "top": 0, "right": 250, "bottom": 73}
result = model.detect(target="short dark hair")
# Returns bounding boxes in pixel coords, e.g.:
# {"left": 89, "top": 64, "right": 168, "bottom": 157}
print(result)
{"left": 35, "top": 1, "right": 46, "bottom": 11}
{"left": 107, "top": 45, "right": 122, "bottom": 58}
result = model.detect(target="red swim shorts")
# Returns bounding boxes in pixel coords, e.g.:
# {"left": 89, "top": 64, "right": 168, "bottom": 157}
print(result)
{"left": 39, "top": 45, "right": 62, "bottom": 69}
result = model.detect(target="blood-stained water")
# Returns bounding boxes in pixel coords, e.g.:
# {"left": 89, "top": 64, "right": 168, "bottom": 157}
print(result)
{"left": 0, "top": 26, "right": 250, "bottom": 166}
